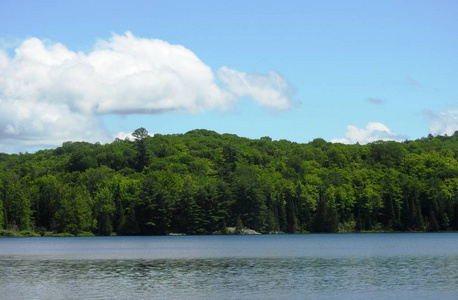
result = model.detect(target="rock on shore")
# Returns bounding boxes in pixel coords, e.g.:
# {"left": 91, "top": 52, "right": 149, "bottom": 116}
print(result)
{"left": 226, "top": 227, "right": 261, "bottom": 235}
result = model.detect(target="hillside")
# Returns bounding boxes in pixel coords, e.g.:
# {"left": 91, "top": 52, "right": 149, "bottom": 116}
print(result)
{"left": 1, "top": 128, "right": 458, "bottom": 236}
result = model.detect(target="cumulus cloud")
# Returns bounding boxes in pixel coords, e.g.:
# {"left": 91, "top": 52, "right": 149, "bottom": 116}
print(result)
{"left": 0, "top": 99, "right": 108, "bottom": 145}
{"left": 425, "top": 110, "right": 458, "bottom": 136}
{"left": 331, "top": 122, "right": 405, "bottom": 144}
{"left": 2, "top": 32, "right": 233, "bottom": 114}
{"left": 0, "top": 32, "right": 294, "bottom": 152}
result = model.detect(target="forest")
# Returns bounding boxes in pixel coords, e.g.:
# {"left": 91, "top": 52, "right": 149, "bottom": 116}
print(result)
{"left": 1, "top": 128, "right": 458, "bottom": 236}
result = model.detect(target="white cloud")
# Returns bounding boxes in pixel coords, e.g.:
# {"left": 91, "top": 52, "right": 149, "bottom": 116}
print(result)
{"left": 0, "top": 50, "right": 8, "bottom": 69}
{"left": 114, "top": 130, "right": 154, "bottom": 141}
{"left": 0, "top": 32, "right": 294, "bottom": 152}
{"left": 0, "top": 98, "right": 110, "bottom": 151}
{"left": 218, "top": 66, "right": 294, "bottom": 110}
{"left": 425, "top": 110, "right": 458, "bottom": 136}
{"left": 1, "top": 32, "right": 234, "bottom": 114}
{"left": 331, "top": 122, "right": 405, "bottom": 144}
{"left": 115, "top": 131, "right": 135, "bottom": 141}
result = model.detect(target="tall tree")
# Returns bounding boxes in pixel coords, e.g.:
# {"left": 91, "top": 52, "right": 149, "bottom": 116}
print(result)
{"left": 132, "top": 127, "right": 151, "bottom": 172}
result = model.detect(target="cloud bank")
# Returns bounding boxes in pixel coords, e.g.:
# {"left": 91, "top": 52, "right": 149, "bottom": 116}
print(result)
{"left": 0, "top": 32, "right": 294, "bottom": 152}
{"left": 331, "top": 122, "right": 405, "bottom": 144}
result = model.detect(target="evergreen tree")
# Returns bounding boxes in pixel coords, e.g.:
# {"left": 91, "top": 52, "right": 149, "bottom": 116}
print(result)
{"left": 132, "top": 127, "right": 151, "bottom": 172}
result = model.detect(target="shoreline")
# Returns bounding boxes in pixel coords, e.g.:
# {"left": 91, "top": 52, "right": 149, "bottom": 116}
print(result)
{"left": 2, "top": 229, "right": 457, "bottom": 238}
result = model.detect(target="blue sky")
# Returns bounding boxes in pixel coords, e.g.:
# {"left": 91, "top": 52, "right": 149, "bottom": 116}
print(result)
{"left": 0, "top": 0, "right": 457, "bottom": 153}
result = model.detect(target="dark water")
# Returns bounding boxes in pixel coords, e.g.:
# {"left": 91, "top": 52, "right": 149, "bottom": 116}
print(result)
{"left": 1, "top": 234, "right": 457, "bottom": 299}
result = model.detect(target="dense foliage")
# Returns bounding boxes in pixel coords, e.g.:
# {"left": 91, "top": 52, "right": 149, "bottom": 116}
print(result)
{"left": 1, "top": 129, "right": 458, "bottom": 235}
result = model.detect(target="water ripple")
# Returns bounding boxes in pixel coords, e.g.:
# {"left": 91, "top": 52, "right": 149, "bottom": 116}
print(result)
{"left": 1, "top": 234, "right": 458, "bottom": 299}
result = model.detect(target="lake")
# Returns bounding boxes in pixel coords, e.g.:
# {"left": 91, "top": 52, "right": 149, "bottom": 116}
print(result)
{"left": 1, "top": 233, "right": 457, "bottom": 299}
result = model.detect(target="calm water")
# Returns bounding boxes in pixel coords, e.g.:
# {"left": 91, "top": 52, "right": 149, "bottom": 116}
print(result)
{"left": 1, "top": 234, "right": 457, "bottom": 299}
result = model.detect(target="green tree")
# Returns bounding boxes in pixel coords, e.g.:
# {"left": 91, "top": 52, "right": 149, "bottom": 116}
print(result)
{"left": 231, "top": 165, "right": 267, "bottom": 232}
{"left": 112, "top": 181, "right": 125, "bottom": 233}
{"left": 0, "top": 173, "right": 31, "bottom": 231}
{"left": 31, "top": 175, "right": 61, "bottom": 230}
{"left": 53, "top": 185, "right": 92, "bottom": 234}
{"left": 311, "top": 187, "right": 338, "bottom": 232}
{"left": 136, "top": 170, "right": 180, "bottom": 235}
{"left": 132, "top": 127, "right": 151, "bottom": 172}
{"left": 171, "top": 176, "right": 199, "bottom": 234}
{"left": 0, "top": 180, "right": 4, "bottom": 229}
{"left": 94, "top": 186, "right": 115, "bottom": 235}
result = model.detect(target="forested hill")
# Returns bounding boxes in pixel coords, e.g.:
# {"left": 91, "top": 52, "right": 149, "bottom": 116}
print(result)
{"left": 1, "top": 128, "right": 458, "bottom": 236}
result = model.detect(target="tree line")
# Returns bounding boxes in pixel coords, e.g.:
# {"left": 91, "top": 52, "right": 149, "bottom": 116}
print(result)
{"left": 1, "top": 128, "right": 458, "bottom": 236}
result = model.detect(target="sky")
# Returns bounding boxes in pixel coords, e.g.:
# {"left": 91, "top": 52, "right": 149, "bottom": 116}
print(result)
{"left": 0, "top": 0, "right": 457, "bottom": 153}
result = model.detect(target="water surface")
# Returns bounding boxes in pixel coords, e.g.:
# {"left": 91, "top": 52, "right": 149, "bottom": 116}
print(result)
{"left": 1, "top": 234, "right": 457, "bottom": 299}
